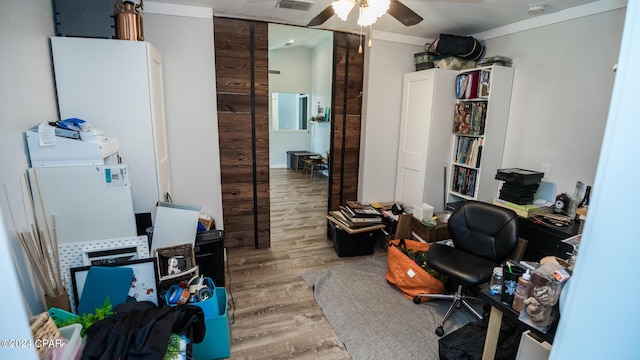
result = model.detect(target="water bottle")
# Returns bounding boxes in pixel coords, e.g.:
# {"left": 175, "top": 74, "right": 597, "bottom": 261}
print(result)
{"left": 489, "top": 266, "right": 503, "bottom": 295}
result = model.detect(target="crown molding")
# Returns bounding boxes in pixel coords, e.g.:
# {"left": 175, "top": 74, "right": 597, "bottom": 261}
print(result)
{"left": 143, "top": 0, "right": 626, "bottom": 41}
{"left": 473, "top": 0, "right": 627, "bottom": 40}
{"left": 372, "top": 30, "right": 430, "bottom": 47}
{"left": 144, "top": 2, "right": 213, "bottom": 19}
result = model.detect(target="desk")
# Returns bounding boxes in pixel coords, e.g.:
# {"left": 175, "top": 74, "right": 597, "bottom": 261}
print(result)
{"left": 478, "top": 283, "right": 555, "bottom": 360}
{"left": 286, "top": 151, "right": 318, "bottom": 172}
{"left": 519, "top": 217, "right": 578, "bottom": 261}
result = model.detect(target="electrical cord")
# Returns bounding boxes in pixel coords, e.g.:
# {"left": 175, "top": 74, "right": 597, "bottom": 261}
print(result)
{"left": 224, "top": 247, "right": 236, "bottom": 325}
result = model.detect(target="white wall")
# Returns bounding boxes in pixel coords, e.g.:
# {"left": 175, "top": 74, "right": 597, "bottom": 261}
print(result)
{"left": 310, "top": 37, "right": 334, "bottom": 159}
{"left": 553, "top": 2, "right": 639, "bottom": 357}
{"left": 309, "top": 121, "right": 331, "bottom": 157}
{"left": 482, "top": 7, "right": 625, "bottom": 199}
{"left": 269, "top": 46, "right": 313, "bottom": 167}
{"left": 359, "top": 36, "right": 425, "bottom": 204}
{"left": 311, "top": 37, "right": 334, "bottom": 117}
{"left": 144, "top": 12, "right": 224, "bottom": 228}
{"left": 0, "top": 207, "right": 38, "bottom": 359}
{"left": 0, "top": 0, "right": 59, "bottom": 316}
{"left": 269, "top": 46, "right": 313, "bottom": 93}
{"left": 358, "top": 5, "right": 625, "bottom": 206}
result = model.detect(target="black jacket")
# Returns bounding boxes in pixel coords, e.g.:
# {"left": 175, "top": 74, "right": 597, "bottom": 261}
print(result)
{"left": 81, "top": 301, "right": 206, "bottom": 360}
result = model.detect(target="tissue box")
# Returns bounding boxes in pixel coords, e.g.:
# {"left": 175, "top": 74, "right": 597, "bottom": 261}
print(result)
{"left": 413, "top": 203, "right": 434, "bottom": 222}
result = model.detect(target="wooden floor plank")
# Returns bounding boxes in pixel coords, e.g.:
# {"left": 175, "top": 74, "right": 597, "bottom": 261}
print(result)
{"left": 226, "top": 168, "right": 385, "bottom": 359}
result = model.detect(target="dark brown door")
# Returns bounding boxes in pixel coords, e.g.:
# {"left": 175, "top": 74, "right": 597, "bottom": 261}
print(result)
{"left": 214, "top": 17, "right": 270, "bottom": 249}
{"left": 328, "top": 32, "right": 365, "bottom": 212}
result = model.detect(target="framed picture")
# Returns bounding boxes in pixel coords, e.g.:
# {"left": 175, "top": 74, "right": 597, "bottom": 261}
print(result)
{"left": 58, "top": 236, "right": 150, "bottom": 313}
{"left": 82, "top": 245, "right": 140, "bottom": 266}
{"left": 70, "top": 258, "right": 160, "bottom": 310}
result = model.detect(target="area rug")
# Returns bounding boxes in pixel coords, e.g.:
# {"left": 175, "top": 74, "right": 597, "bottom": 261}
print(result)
{"left": 302, "top": 255, "right": 478, "bottom": 360}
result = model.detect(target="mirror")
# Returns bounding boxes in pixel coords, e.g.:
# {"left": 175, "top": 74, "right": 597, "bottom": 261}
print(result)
{"left": 271, "top": 92, "right": 309, "bottom": 130}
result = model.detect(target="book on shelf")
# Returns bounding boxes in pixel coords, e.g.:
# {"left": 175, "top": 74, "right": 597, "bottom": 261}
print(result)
{"left": 453, "top": 102, "right": 486, "bottom": 136}
{"left": 451, "top": 166, "right": 478, "bottom": 198}
{"left": 464, "top": 71, "right": 479, "bottom": 99}
{"left": 492, "top": 198, "right": 552, "bottom": 218}
{"left": 478, "top": 69, "right": 491, "bottom": 98}
{"left": 470, "top": 102, "right": 486, "bottom": 135}
{"left": 454, "top": 137, "right": 484, "bottom": 168}
{"left": 453, "top": 102, "right": 473, "bottom": 134}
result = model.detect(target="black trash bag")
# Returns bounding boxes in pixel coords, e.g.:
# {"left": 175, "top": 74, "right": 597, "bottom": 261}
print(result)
{"left": 438, "top": 312, "right": 523, "bottom": 360}
{"left": 428, "top": 34, "right": 485, "bottom": 61}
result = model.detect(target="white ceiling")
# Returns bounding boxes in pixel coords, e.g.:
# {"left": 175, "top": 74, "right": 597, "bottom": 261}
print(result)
{"left": 147, "top": 0, "right": 600, "bottom": 40}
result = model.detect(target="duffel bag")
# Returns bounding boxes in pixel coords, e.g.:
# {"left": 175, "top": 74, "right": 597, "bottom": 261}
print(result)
{"left": 386, "top": 238, "right": 446, "bottom": 301}
{"left": 428, "top": 34, "right": 485, "bottom": 61}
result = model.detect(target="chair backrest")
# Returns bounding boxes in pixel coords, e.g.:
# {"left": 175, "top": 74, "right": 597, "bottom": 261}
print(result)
{"left": 447, "top": 200, "right": 519, "bottom": 263}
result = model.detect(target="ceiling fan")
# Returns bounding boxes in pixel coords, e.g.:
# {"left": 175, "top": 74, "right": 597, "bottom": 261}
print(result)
{"left": 307, "top": 0, "right": 423, "bottom": 27}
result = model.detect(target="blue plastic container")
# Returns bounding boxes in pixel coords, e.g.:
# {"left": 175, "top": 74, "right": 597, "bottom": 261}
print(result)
{"left": 165, "top": 277, "right": 219, "bottom": 319}
{"left": 192, "top": 287, "right": 231, "bottom": 359}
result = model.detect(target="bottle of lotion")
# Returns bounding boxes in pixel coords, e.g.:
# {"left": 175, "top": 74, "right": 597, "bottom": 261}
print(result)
{"left": 512, "top": 269, "right": 531, "bottom": 312}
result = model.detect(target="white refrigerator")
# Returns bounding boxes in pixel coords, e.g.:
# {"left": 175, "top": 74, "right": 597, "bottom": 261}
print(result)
{"left": 28, "top": 165, "right": 137, "bottom": 245}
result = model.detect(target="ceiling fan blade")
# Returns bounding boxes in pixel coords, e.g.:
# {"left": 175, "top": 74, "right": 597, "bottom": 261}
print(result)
{"left": 307, "top": 6, "right": 335, "bottom": 27}
{"left": 387, "top": 0, "right": 423, "bottom": 26}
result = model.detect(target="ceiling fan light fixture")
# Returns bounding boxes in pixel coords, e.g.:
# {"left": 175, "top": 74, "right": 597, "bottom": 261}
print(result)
{"left": 357, "top": 0, "right": 390, "bottom": 26}
{"left": 332, "top": 0, "right": 356, "bottom": 21}
{"left": 367, "top": 0, "right": 390, "bottom": 19}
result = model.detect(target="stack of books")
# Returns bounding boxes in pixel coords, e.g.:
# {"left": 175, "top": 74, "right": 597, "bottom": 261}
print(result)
{"left": 495, "top": 168, "right": 545, "bottom": 205}
{"left": 328, "top": 205, "right": 383, "bottom": 230}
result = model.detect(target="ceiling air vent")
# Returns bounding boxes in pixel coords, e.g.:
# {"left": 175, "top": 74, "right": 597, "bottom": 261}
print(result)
{"left": 275, "top": 0, "right": 314, "bottom": 11}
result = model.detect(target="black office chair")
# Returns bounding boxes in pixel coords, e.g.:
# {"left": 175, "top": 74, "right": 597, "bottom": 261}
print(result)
{"left": 413, "top": 200, "right": 519, "bottom": 336}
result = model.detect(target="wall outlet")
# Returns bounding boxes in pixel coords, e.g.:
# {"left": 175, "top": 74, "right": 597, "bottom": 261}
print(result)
{"left": 541, "top": 163, "right": 551, "bottom": 178}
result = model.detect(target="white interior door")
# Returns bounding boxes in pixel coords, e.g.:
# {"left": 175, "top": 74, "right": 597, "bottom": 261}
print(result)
{"left": 148, "top": 45, "right": 172, "bottom": 202}
{"left": 395, "top": 71, "right": 435, "bottom": 208}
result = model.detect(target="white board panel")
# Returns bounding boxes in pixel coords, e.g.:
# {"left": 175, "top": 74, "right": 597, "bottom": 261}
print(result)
{"left": 150, "top": 202, "right": 200, "bottom": 253}
{"left": 28, "top": 165, "right": 137, "bottom": 245}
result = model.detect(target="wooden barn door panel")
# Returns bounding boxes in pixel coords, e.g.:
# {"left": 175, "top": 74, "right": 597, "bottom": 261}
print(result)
{"left": 329, "top": 33, "right": 364, "bottom": 212}
{"left": 215, "top": 17, "right": 270, "bottom": 249}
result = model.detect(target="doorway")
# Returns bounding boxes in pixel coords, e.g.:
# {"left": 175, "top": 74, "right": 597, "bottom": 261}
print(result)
{"left": 214, "top": 17, "right": 365, "bottom": 249}
{"left": 268, "top": 24, "right": 333, "bottom": 170}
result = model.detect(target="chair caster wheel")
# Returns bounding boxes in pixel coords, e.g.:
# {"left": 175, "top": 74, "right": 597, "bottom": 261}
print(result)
{"left": 435, "top": 326, "right": 445, "bottom": 337}
{"left": 413, "top": 296, "right": 421, "bottom": 304}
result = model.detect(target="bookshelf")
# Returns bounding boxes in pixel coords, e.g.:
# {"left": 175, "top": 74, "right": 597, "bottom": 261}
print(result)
{"left": 448, "top": 65, "right": 514, "bottom": 203}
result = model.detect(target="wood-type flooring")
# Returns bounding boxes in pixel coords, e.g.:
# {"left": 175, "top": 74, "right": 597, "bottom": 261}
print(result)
{"left": 225, "top": 168, "right": 385, "bottom": 359}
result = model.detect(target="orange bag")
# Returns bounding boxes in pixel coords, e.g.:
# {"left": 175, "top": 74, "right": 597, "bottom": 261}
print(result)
{"left": 386, "top": 238, "right": 445, "bottom": 302}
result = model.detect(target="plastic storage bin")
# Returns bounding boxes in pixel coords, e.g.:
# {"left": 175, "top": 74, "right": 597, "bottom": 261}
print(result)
{"left": 165, "top": 277, "right": 219, "bottom": 319}
{"left": 58, "top": 323, "right": 83, "bottom": 360}
{"left": 330, "top": 222, "right": 379, "bottom": 257}
{"left": 192, "top": 287, "right": 231, "bottom": 359}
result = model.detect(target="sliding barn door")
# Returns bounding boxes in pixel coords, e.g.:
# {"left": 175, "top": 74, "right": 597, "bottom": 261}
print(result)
{"left": 328, "top": 33, "right": 365, "bottom": 211}
{"left": 214, "top": 17, "right": 270, "bottom": 249}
